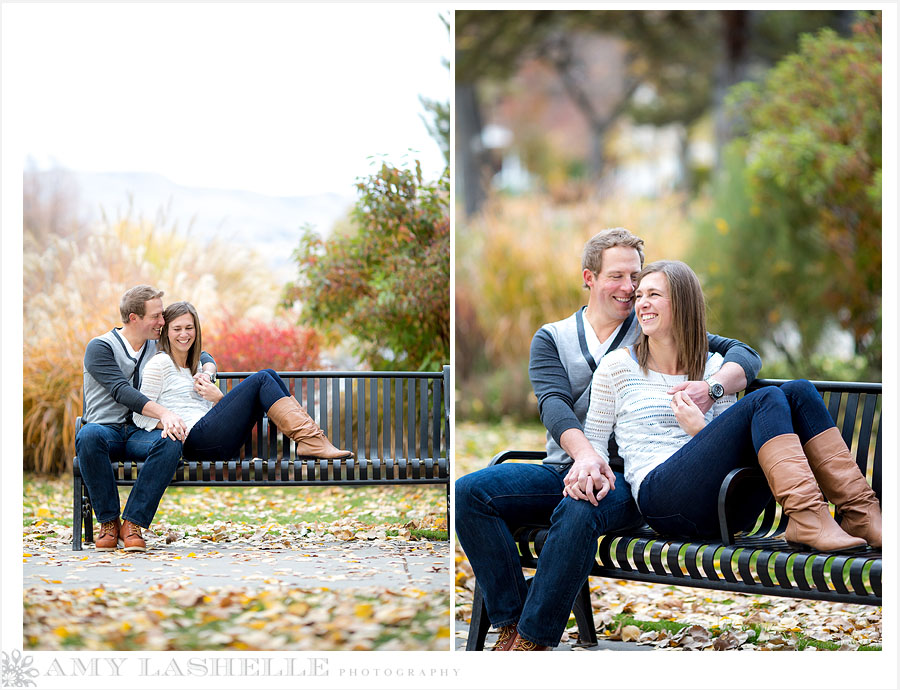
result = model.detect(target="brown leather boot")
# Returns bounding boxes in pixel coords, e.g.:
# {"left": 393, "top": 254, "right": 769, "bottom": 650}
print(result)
{"left": 803, "top": 427, "right": 881, "bottom": 548}
{"left": 510, "top": 634, "right": 550, "bottom": 651}
{"left": 490, "top": 624, "right": 518, "bottom": 651}
{"left": 267, "top": 396, "right": 353, "bottom": 459}
{"left": 95, "top": 518, "right": 121, "bottom": 551}
{"left": 121, "top": 520, "right": 147, "bottom": 552}
{"left": 757, "top": 434, "right": 866, "bottom": 552}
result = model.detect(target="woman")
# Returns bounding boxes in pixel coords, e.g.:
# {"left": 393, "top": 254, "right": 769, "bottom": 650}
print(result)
{"left": 580, "top": 261, "right": 880, "bottom": 552}
{"left": 133, "top": 302, "right": 352, "bottom": 463}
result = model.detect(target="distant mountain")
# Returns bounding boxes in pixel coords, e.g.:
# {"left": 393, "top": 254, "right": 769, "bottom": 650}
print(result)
{"left": 46, "top": 170, "right": 355, "bottom": 282}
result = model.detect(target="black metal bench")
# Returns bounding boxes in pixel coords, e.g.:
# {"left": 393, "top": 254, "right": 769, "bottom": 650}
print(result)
{"left": 73, "top": 367, "right": 450, "bottom": 550}
{"left": 465, "top": 379, "right": 882, "bottom": 650}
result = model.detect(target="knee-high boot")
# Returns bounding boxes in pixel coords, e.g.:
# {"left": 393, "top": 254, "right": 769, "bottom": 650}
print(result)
{"left": 757, "top": 434, "right": 866, "bottom": 552}
{"left": 803, "top": 427, "right": 881, "bottom": 548}
{"left": 267, "top": 396, "right": 353, "bottom": 459}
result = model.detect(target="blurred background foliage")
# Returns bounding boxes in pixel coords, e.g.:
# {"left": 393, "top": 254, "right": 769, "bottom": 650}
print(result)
{"left": 456, "top": 10, "right": 881, "bottom": 425}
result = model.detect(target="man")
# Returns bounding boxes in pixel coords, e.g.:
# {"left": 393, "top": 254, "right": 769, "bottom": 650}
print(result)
{"left": 455, "top": 228, "right": 761, "bottom": 651}
{"left": 74, "top": 285, "right": 217, "bottom": 552}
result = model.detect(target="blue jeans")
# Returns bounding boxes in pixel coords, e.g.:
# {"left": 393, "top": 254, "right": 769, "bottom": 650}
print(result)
{"left": 455, "top": 461, "right": 644, "bottom": 647}
{"left": 75, "top": 423, "right": 183, "bottom": 528}
{"left": 639, "top": 380, "right": 835, "bottom": 537}
{"left": 184, "top": 369, "right": 289, "bottom": 461}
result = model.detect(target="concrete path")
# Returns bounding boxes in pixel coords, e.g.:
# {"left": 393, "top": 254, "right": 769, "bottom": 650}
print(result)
{"left": 24, "top": 538, "right": 450, "bottom": 592}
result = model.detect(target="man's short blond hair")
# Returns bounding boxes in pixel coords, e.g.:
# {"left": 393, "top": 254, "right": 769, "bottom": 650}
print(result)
{"left": 581, "top": 228, "right": 645, "bottom": 287}
{"left": 120, "top": 285, "right": 164, "bottom": 323}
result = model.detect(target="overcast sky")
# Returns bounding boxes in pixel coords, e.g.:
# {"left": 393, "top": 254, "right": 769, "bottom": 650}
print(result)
{"left": 4, "top": 3, "right": 449, "bottom": 197}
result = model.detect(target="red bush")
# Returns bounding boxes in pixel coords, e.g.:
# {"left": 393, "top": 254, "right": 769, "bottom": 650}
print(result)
{"left": 203, "top": 319, "right": 321, "bottom": 372}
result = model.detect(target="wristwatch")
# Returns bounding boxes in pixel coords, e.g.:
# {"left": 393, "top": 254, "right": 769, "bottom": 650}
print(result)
{"left": 706, "top": 377, "right": 725, "bottom": 401}
{"left": 205, "top": 370, "right": 217, "bottom": 384}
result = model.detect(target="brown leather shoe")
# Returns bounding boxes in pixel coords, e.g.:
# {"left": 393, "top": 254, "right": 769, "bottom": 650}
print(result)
{"left": 95, "top": 518, "right": 122, "bottom": 551}
{"left": 490, "top": 624, "right": 518, "bottom": 651}
{"left": 121, "top": 520, "right": 147, "bottom": 552}
{"left": 510, "top": 634, "right": 550, "bottom": 651}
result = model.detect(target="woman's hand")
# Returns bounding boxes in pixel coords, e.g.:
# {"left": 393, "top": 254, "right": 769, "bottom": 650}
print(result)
{"left": 194, "top": 377, "right": 224, "bottom": 404}
{"left": 671, "top": 391, "right": 706, "bottom": 436}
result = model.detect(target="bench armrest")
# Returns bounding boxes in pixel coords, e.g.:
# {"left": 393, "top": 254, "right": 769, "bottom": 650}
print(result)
{"left": 717, "top": 466, "right": 770, "bottom": 545}
{"left": 488, "top": 450, "right": 547, "bottom": 467}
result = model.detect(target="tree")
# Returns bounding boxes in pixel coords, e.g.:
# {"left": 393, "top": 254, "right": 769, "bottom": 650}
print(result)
{"left": 284, "top": 162, "right": 449, "bottom": 371}
{"left": 690, "top": 13, "right": 881, "bottom": 378}
{"left": 454, "top": 9, "right": 854, "bottom": 212}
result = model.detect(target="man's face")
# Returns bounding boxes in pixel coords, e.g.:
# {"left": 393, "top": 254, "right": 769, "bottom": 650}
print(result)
{"left": 584, "top": 246, "right": 642, "bottom": 322}
{"left": 131, "top": 298, "right": 165, "bottom": 342}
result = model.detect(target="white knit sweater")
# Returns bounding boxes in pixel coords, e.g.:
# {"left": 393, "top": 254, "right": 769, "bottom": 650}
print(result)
{"left": 133, "top": 353, "right": 213, "bottom": 434}
{"left": 583, "top": 347, "right": 736, "bottom": 504}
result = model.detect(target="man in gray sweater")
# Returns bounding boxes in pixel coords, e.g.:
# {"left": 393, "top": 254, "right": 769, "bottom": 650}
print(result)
{"left": 455, "top": 228, "right": 762, "bottom": 651}
{"left": 75, "top": 285, "right": 217, "bottom": 552}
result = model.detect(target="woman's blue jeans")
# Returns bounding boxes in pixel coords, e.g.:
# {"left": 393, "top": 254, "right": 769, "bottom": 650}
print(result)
{"left": 75, "top": 423, "right": 183, "bottom": 528}
{"left": 638, "top": 379, "right": 836, "bottom": 537}
{"left": 184, "top": 369, "right": 290, "bottom": 461}
{"left": 455, "top": 461, "right": 643, "bottom": 647}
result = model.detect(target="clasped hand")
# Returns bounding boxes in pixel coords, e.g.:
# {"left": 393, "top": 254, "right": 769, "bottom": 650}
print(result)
{"left": 670, "top": 390, "right": 706, "bottom": 436}
{"left": 193, "top": 375, "right": 224, "bottom": 403}
{"left": 562, "top": 455, "right": 616, "bottom": 505}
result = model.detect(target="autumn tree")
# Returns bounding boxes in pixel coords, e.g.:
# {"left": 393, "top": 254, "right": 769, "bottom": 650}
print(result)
{"left": 284, "top": 162, "right": 449, "bottom": 371}
{"left": 690, "top": 13, "right": 881, "bottom": 379}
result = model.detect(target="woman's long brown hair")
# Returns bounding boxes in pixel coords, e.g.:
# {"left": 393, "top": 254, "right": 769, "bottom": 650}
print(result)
{"left": 158, "top": 301, "right": 202, "bottom": 374}
{"left": 634, "top": 260, "right": 708, "bottom": 382}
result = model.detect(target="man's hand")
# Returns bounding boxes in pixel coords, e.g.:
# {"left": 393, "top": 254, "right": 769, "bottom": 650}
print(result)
{"left": 193, "top": 371, "right": 213, "bottom": 384}
{"left": 194, "top": 376, "right": 224, "bottom": 404}
{"left": 158, "top": 410, "right": 188, "bottom": 442}
{"left": 561, "top": 451, "right": 616, "bottom": 505}
{"left": 667, "top": 380, "right": 713, "bottom": 414}
{"left": 671, "top": 391, "right": 706, "bottom": 436}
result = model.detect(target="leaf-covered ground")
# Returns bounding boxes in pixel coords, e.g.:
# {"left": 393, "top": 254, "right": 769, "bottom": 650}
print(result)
{"left": 455, "top": 420, "right": 882, "bottom": 651}
{"left": 23, "top": 474, "right": 449, "bottom": 651}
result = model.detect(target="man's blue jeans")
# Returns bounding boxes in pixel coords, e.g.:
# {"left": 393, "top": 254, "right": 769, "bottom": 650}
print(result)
{"left": 75, "top": 423, "right": 183, "bottom": 528}
{"left": 184, "top": 369, "right": 289, "bottom": 461}
{"left": 455, "top": 461, "right": 644, "bottom": 647}
{"left": 639, "top": 380, "right": 835, "bottom": 537}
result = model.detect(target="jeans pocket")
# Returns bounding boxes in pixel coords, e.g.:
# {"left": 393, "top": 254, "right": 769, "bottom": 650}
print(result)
{"left": 644, "top": 512, "right": 701, "bottom": 538}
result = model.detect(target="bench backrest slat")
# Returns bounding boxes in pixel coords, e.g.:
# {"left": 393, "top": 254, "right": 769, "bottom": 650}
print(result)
{"left": 211, "top": 371, "right": 448, "bottom": 464}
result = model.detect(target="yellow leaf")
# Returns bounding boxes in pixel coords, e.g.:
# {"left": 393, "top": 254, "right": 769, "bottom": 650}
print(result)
{"left": 354, "top": 603, "right": 375, "bottom": 619}
{"left": 36, "top": 506, "right": 52, "bottom": 518}
{"left": 436, "top": 626, "right": 450, "bottom": 638}
{"left": 53, "top": 626, "right": 69, "bottom": 638}
{"left": 188, "top": 552, "right": 197, "bottom": 557}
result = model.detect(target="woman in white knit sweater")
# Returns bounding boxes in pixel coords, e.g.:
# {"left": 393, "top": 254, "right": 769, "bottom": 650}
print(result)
{"left": 579, "top": 261, "right": 880, "bottom": 552}
{"left": 134, "top": 302, "right": 351, "bottom": 462}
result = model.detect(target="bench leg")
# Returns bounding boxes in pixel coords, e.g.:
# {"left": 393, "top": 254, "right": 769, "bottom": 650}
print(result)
{"left": 465, "top": 582, "right": 492, "bottom": 650}
{"left": 83, "top": 493, "right": 94, "bottom": 545}
{"left": 571, "top": 578, "right": 598, "bottom": 647}
{"left": 72, "top": 475, "right": 83, "bottom": 551}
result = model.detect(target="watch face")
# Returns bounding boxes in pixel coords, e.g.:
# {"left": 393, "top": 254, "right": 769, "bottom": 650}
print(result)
{"left": 711, "top": 383, "right": 725, "bottom": 399}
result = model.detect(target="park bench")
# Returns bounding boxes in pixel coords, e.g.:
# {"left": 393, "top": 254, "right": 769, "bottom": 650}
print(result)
{"left": 73, "top": 367, "right": 450, "bottom": 550}
{"left": 465, "top": 379, "right": 882, "bottom": 650}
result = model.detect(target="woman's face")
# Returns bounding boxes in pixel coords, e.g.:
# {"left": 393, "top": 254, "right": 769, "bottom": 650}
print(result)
{"left": 635, "top": 272, "right": 673, "bottom": 339}
{"left": 167, "top": 312, "right": 196, "bottom": 361}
